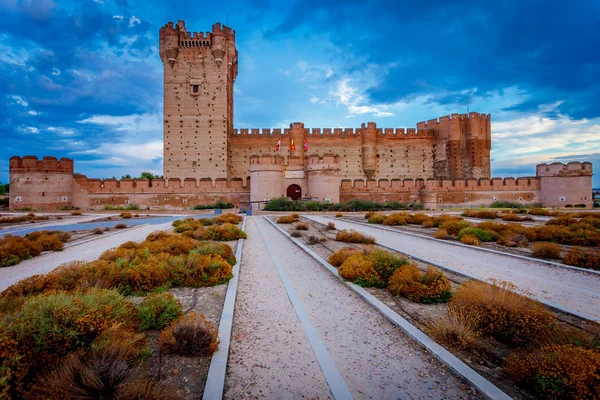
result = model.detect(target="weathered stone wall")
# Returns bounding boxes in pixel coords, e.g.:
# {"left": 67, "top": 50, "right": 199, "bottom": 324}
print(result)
{"left": 9, "top": 156, "right": 74, "bottom": 211}
{"left": 73, "top": 175, "right": 249, "bottom": 210}
{"left": 537, "top": 162, "right": 593, "bottom": 207}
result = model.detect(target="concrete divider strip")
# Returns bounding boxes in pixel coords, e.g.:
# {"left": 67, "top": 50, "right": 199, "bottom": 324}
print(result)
{"left": 256, "top": 218, "right": 353, "bottom": 400}
{"left": 265, "top": 216, "right": 511, "bottom": 400}
{"left": 203, "top": 217, "right": 247, "bottom": 400}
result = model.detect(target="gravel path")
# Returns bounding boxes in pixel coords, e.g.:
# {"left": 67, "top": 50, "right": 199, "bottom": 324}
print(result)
{"left": 225, "top": 217, "right": 475, "bottom": 399}
{"left": 0, "top": 221, "right": 175, "bottom": 291}
{"left": 306, "top": 215, "right": 600, "bottom": 321}
{"left": 225, "top": 218, "right": 331, "bottom": 399}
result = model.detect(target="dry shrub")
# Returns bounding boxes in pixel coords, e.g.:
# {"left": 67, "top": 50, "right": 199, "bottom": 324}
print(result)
{"left": 428, "top": 312, "right": 481, "bottom": 350}
{"left": 368, "top": 214, "right": 385, "bottom": 224}
{"left": 563, "top": 247, "right": 600, "bottom": 270}
{"left": 534, "top": 225, "right": 570, "bottom": 243}
{"left": 0, "top": 235, "right": 43, "bottom": 267}
{"left": 328, "top": 248, "right": 363, "bottom": 267}
{"left": 277, "top": 215, "right": 296, "bottom": 224}
{"left": 497, "top": 231, "right": 530, "bottom": 247}
{"left": 295, "top": 222, "right": 309, "bottom": 230}
{"left": 115, "top": 223, "right": 127, "bottom": 229}
{"left": 432, "top": 229, "right": 449, "bottom": 239}
{"left": 159, "top": 312, "right": 219, "bottom": 356}
{"left": 214, "top": 213, "right": 242, "bottom": 225}
{"left": 0, "top": 289, "right": 138, "bottom": 397}
{"left": 421, "top": 220, "right": 434, "bottom": 228}
{"left": 506, "top": 345, "right": 600, "bottom": 399}
{"left": 384, "top": 213, "right": 408, "bottom": 226}
{"left": 335, "top": 229, "right": 376, "bottom": 244}
{"left": 529, "top": 208, "right": 561, "bottom": 216}
{"left": 192, "top": 241, "right": 235, "bottom": 265}
{"left": 137, "top": 293, "right": 183, "bottom": 331}
{"left": 462, "top": 210, "right": 499, "bottom": 219}
{"left": 291, "top": 213, "right": 300, "bottom": 219}
{"left": 290, "top": 231, "right": 301, "bottom": 238}
{"left": 335, "top": 213, "right": 344, "bottom": 218}
{"left": 338, "top": 254, "right": 379, "bottom": 284}
{"left": 432, "top": 215, "right": 463, "bottom": 227}
{"left": 202, "top": 223, "right": 247, "bottom": 241}
{"left": 327, "top": 221, "right": 336, "bottom": 230}
{"left": 120, "top": 211, "right": 132, "bottom": 219}
{"left": 146, "top": 230, "right": 169, "bottom": 242}
{"left": 29, "top": 326, "right": 153, "bottom": 400}
{"left": 70, "top": 210, "right": 82, "bottom": 216}
{"left": 407, "top": 213, "right": 434, "bottom": 226}
{"left": 459, "top": 234, "right": 481, "bottom": 246}
{"left": 116, "top": 380, "right": 183, "bottom": 400}
{"left": 531, "top": 242, "right": 562, "bottom": 259}
{"left": 448, "top": 280, "right": 555, "bottom": 346}
{"left": 501, "top": 213, "right": 531, "bottom": 222}
{"left": 547, "top": 216, "right": 577, "bottom": 226}
{"left": 477, "top": 220, "right": 507, "bottom": 234}
{"left": 93, "top": 227, "right": 104, "bottom": 235}
{"left": 99, "top": 247, "right": 137, "bottom": 263}
{"left": 319, "top": 237, "right": 328, "bottom": 242}
{"left": 388, "top": 264, "right": 452, "bottom": 303}
{"left": 142, "top": 235, "right": 199, "bottom": 256}
{"left": 181, "top": 254, "right": 233, "bottom": 287}
{"left": 364, "top": 212, "right": 375, "bottom": 219}
{"left": 439, "top": 219, "right": 472, "bottom": 235}
{"left": 307, "top": 235, "right": 320, "bottom": 245}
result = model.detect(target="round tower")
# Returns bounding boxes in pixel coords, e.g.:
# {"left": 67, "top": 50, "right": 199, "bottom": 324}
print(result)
{"left": 361, "top": 122, "right": 377, "bottom": 178}
{"left": 306, "top": 154, "right": 341, "bottom": 203}
{"left": 248, "top": 154, "right": 284, "bottom": 202}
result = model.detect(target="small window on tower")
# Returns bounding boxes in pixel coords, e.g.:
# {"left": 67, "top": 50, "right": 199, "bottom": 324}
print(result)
{"left": 193, "top": 85, "right": 199, "bottom": 93}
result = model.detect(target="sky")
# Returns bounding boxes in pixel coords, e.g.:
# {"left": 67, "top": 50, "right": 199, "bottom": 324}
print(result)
{"left": 0, "top": 0, "right": 599, "bottom": 187}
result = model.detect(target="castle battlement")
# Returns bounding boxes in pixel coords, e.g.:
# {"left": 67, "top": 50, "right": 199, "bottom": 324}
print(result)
{"left": 536, "top": 161, "right": 593, "bottom": 177}
{"left": 416, "top": 112, "right": 491, "bottom": 129}
{"left": 231, "top": 124, "right": 437, "bottom": 138}
{"left": 10, "top": 156, "right": 74, "bottom": 174}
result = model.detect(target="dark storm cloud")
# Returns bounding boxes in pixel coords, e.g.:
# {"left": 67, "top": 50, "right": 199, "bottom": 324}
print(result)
{"left": 265, "top": 0, "right": 600, "bottom": 118}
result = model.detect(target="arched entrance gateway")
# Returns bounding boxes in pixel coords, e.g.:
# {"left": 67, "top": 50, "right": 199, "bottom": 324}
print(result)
{"left": 286, "top": 184, "right": 302, "bottom": 200}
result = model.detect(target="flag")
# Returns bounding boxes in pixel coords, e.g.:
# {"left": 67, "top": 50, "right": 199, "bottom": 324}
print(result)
{"left": 276, "top": 139, "right": 281, "bottom": 152}
{"left": 290, "top": 139, "right": 296, "bottom": 151}
{"left": 304, "top": 138, "right": 308, "bottom": 152}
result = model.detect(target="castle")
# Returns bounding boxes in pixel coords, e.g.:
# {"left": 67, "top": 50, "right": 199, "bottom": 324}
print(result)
{"left": 8, "top": 21, "right": 594, "bottom": 211}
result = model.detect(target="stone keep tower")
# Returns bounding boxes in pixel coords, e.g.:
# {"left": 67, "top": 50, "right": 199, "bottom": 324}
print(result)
{"left": 160, "top": 21, "right": 238, "bottom": 182}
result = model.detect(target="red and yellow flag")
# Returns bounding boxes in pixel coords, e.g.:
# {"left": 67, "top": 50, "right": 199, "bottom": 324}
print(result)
{"left": 275, "top": 139, "right": 281, "bottom": 152}
{"left": 290, "top": 139, "right": 296, "bottom": 151}
{"left": 304, "top": 138, "right": 308, "bottom": 152}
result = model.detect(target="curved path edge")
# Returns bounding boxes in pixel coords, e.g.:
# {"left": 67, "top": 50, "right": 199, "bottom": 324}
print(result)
{"left": 265, "top": 216, "right": 511, "bottom": 400}
{"left": 334, "top": 216, "right": 600, "bottom": 277}
{"left": 203, "top": 217, "right": 247, "bottom": 400}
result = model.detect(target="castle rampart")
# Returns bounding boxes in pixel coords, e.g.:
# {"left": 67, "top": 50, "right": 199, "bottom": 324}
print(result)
{"left": 7, "top": 21, "right": 593, "bottom": 212}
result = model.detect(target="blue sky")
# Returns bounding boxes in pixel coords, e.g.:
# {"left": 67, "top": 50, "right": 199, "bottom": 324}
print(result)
{"left": 1, "top": 0, "right": 599, "bottom": 187}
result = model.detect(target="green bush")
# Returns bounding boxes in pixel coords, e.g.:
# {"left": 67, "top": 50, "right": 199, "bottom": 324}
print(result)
{"left": 367, "top": 249, "right": 409, "bottom": 283}
{"left": 490, "top": 201, "right": 526, "bottom": 209}
{"left": 137, "top": 293, "right": 183, "bottom": 331}
{"left": 0, "top": 289, "right": 138, "bottom": 397}
{"left": 457, "top": 228, "right": 493, "bottom": 242}
{"left": 193, "top": 200, "right": 234, "bottom": 210}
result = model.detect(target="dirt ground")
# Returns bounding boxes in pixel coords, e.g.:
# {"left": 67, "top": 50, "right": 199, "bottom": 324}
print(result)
{"left": 270, "top": 215, "right": 600, "bottom": 400}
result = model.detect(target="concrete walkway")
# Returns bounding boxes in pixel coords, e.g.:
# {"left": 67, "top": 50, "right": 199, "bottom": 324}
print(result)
{"left": 224, "top": 217, "right": 475, "bottom": 399}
